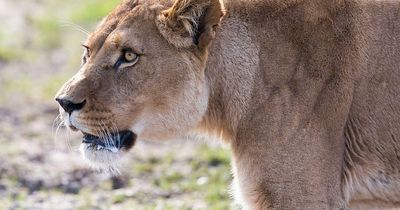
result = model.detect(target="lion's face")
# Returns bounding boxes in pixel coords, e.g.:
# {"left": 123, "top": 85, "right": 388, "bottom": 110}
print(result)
{"left": 55, "top": 0, "right": 223, "bottom": 171}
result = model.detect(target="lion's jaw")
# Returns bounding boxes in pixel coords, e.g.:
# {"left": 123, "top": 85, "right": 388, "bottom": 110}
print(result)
{"left": 54, "top": 0, "right": 222, "bottom": 171}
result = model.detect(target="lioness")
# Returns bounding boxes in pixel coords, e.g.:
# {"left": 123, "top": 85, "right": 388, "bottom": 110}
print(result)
{"left": 55, "top": 0, "right": 400, "bottom": 209}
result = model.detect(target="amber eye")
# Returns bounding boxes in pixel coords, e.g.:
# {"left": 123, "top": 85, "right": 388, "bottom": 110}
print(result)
{"left": 114, "top": 49, "right": 140, "bottom": 69}
{"left": 124, "top": 51, "right": 137, "bottom": 62}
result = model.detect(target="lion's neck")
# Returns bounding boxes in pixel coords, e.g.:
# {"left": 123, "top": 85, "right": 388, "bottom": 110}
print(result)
{"left": 198, "top": 0, "right": 350, "bottom": 142}
{"left": 199, "top": 2, "right": 270, "bottom": 141}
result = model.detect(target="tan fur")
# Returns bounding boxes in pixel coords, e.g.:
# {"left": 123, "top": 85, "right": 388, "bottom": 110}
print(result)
{"left": 56, "top": 0, "right": 400, "bottom": 209}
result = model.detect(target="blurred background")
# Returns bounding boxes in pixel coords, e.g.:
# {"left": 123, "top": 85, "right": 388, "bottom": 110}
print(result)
{"left": 0, "top": 0, "right": 233, "bottom": 209}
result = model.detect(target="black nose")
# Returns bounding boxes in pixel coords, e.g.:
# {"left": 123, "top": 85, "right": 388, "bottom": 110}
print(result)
{"left": 56, "top": 98, "right": 86, "bottom": 114}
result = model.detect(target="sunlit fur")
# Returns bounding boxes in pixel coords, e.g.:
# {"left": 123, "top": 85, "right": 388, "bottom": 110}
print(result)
{"left": 79, "top": 144, "right": 122, "bottom": 174}
{"left": 56, "top": 0, "right": 400, "bottom": 209}
{"left": 56, "top": 0, "right": 216, "bottom": 173}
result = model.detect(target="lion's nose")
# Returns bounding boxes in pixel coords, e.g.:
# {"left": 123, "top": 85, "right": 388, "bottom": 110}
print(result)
{"left": 56, "top": 98, "right": 86, "bottom": 114}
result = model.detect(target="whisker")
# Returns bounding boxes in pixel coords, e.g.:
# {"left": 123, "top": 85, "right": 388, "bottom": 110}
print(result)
{"left": 52, "top": 114, "right": 62, "bottom": 146}
{"left": 65, "top": 124, "right": 73, "bottom": 151}
{"left": 101, "top": 121, "right": 110, "bottom": 148}
{"left": 53, "top": 114, "right": 74, "bottom": 151}
{"left": 109, "top": 122, "right": 117, "bottom": 148}
{"left": 96, "top": 124, "right": 105, "bottom": 142}
{"left": 99, "top": 121, "right": 111, "bottom": 148}
{"left": 55, "top": 122, "right": 64, "bottom": 147}
{"left": 58, "top": 20, "right": 90, "bottom": 36}
{"left": 110, "top": 121, "right": 120, "bottom": 148}
{"left": 103, "top": 121, "right": 115, "bottom": 148}
{"left": 108, "top": 166, "right": 121, "bottom": 176}
{"left": 52, "top": 114, "right": 61, "bottom": 138}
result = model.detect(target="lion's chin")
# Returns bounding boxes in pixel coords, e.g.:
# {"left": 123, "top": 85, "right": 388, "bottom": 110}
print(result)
{"left": 78, "top": 130, "right": 136, "bottom": 174}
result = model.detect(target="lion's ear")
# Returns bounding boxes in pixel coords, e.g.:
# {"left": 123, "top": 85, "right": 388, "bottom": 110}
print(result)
{"left": 156, "top": 0, "right": 224, "bottom": 49}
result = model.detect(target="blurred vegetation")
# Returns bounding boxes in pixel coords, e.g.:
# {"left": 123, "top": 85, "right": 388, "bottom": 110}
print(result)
{"left": 71, "top": 0, "right": 122, "bottom": 24}
{"left": 0, "top": 144, "right": 234, "bottom": 210}
{"left": 0, "top": 0, "right": 121, "bottom": 103}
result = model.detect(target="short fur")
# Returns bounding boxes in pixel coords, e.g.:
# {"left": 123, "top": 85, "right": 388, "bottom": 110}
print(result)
{"left": 56, "top": 0, "right": 400, "bottom": 209}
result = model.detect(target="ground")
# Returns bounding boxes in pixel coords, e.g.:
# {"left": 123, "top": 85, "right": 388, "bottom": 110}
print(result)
{"left": 0, "top": 0, "right": 234, "bottom": 209}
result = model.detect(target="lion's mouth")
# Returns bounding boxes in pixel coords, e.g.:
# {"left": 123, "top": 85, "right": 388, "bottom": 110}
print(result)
{"left": 81, "top": 130, "right": 136, "bottom": 152}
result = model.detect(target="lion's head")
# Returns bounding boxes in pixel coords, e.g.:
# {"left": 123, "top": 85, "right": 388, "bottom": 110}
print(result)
{"left": 55, "top": 0, "right": 224, "bottom": 171}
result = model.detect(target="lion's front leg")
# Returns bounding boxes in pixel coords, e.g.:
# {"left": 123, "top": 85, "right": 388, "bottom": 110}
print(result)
{"left": 230, "top": 124, "right": 347, "bottom": 210}
{"left": 231, "top": 153, "right": 346, "bottom": 210}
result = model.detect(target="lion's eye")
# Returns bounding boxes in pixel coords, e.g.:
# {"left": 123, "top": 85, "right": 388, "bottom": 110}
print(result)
{"left": 114, "top": 49, "right": 139, "bottom": 69}
{"left": 124, "top": 51, "right": 137, "bottom": 62}
{"left": 81, "top": 44, "right": 90, "bottom": 65}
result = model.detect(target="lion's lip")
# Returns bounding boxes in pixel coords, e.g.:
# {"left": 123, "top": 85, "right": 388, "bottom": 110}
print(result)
{"left": 82, "top": 130, "right": 136, "bottom": 151}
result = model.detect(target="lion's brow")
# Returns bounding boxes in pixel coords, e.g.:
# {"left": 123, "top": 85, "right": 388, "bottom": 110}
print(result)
{"left": 81, "top": 44, "right": 90, "bottom": 51}
{"left": 80, "top": 44, "right": 91, "bottom": 57}
{"left": 109, "top": 33, "right": 123, "bottom": 49}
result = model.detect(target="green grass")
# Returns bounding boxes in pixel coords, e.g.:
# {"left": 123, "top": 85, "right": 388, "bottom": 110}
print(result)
{"left": 132, "top": 145, "right": 233, "bottom": 209}
{"left": 33, "top": 16, "right": 62, "bottom": 49}
{"left": 71, "top": 0, "right": 122, "bottom": 24}
{"left": 0, "top": 0, "right": 122, "bottom": 100}
{"left": 77, "top": 188, "right": 95, "bottom": 209}
{"left": 41, "top": 73, "right": 74, "bottom": 99}
{"left": 0, "top": 31, "right": 37, "bottom": 62}
{"left": 0, "top": 46, "right": 22, "bottom": 62}
{"left": 0, "top": 72, "right": 73, "bottom": 104}
{"left": 0, "top": 143, "right": 234, "bottom": 209}
{"left": 112, "top": 194, "right": 127, "bottom": 204}
{"left": 2, "top": 75, "right": 35, "bottom": 97}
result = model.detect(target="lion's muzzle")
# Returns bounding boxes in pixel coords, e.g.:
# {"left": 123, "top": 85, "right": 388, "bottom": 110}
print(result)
{"left": 56, "top": 98, "right": 86, "bottom": 115}
{"left": 82, "top": 130, "right": 136, "bottom": 152}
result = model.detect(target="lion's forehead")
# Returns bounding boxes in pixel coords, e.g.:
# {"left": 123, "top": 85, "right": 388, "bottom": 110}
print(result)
{"left": 86, "top": 0, "right": 163, "bottom": 52}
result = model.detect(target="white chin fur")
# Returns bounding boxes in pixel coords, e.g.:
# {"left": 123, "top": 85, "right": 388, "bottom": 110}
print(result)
{"left": 79, "top": 143, "right": 123, "bottom": 174}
